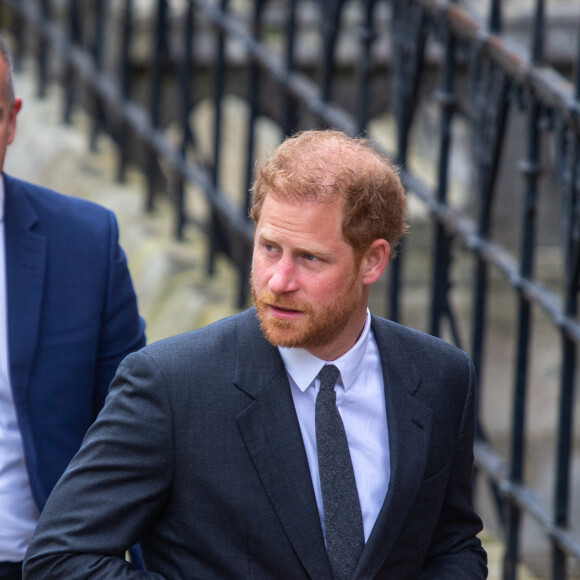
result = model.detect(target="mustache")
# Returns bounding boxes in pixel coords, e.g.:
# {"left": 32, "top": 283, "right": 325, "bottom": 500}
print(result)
{"left": 250, "top": 276, "right": 314, "bottom": 315}
{"left": 257, "top": 290, "right": 312, "bottom": 313}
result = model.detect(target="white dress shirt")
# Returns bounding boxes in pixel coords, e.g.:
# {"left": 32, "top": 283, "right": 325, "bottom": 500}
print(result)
{"left": 0, "top": 177, "right": 40, "bottom": 561}
{"left": 279, "top": 310, "right": 390, "bottom": 543}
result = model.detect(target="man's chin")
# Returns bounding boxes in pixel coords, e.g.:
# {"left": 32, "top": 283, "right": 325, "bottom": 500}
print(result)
{"left": 258, "top": 318, "right": 309, "bottom": 349}
{"left": 261, "top": 324, "right": 294, "bottom": 345}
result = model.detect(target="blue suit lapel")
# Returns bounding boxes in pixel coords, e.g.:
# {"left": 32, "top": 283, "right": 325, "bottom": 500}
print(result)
{"left": 5, "top": 175, "right": 47, "bottom": 413}
{"left": 234, "top": 310, "right": 332, "bottom": 580}
{"left": 354, "top": 317, "right": 434, "bottom": 579}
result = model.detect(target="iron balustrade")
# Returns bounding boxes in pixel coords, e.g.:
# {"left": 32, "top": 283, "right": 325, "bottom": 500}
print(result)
{"left": 1, "top": 0, "right": 579, "bottom": 577}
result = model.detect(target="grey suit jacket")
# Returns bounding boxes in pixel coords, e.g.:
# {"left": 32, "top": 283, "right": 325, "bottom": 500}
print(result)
{"left": 24, "top": 308, "right": 487, "bottom": 579}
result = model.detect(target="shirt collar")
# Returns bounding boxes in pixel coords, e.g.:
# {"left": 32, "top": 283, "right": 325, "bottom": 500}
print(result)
{"left": 0, "top": 175, "right": 5, "bottom": 222}
{"left": 278, "top": 310, "right": 372, "bottom": 393}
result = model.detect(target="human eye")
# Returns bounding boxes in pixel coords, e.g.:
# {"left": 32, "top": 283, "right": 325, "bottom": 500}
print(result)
{"left": 303, "top": 253, "right": 319, "bottom": 262}
{"left": 261, "top": 241, "right": 279, "bottom": 255}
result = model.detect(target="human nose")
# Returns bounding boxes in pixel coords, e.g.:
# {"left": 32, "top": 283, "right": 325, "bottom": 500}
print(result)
{"left": 268, "top": 257, "right": 299, "bottom": 294}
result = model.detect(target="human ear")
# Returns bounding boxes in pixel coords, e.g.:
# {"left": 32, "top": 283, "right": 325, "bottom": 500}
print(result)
{"left": 360, "top": 239, "right": 390, "bottom": 286}
{"left": 7, "top": 97, "right": 22, "bottom": 145}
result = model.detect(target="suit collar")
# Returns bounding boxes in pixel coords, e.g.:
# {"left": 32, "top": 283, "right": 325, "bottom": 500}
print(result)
{"left": 234, "top": 309, "right": 333, "bottom": 579}
{"left": 231, "top": 308, "right": 284, "bottom": 399}
{"left": 0, "top": 173, "right": 5, "bottom": 221}
{"left": 354, "top": 316, "right": 434, "bottom": 578}
{"left": 4, "top": 174, "right": 38, "bottom": 229}
{"left": 5, "top": 174, "right": 46, "bottom": 414}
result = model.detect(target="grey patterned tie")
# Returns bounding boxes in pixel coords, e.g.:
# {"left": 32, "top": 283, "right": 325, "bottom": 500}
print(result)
{"left": 315, "top": 364, "right": 365, "bottom": 580}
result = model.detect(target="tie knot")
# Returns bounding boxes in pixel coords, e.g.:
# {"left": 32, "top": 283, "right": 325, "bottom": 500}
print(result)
{"left": 317, "top": 364, "right": 340, "bottom": 391}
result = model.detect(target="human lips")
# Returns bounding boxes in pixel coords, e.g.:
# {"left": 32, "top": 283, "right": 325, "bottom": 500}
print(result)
{"left": 268, "top": 304, "right": 303, "bottom": 319}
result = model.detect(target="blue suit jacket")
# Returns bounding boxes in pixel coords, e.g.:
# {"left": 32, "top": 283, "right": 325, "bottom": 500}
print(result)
{"left": 25, "top": 308, "right": 487, "bottom": 579}
{"left": 5, "top": 173, "right": 145, "bottom": 511}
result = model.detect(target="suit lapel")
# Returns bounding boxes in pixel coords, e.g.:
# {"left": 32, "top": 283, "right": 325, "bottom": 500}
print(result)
{"left": 235, "top": 310, "right": 332, "bottom": 580}
{"left": 354, "top": 317, "right": 433, "bottom": 579}
{"left": 4, "top": 175, "right": 46, "bottom": 412}
{"left": 233, "top": 312, "right": 435, "bottom": 579}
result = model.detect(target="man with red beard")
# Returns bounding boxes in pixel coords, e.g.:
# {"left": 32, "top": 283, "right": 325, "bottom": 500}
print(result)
{"left": 25, "top": 130, "right": 487, "bottom": 579}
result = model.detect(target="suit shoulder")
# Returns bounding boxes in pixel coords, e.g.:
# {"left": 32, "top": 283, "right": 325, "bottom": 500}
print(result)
{"left": 6, "top": 174, "right": 113, "bottom": 224}
{"left": 121, "top": 310, "right": 260, "bottom": 386}
{"left": 140, "top": 309, "right": 255, "bottom": 361}
{"left": 371, "top": 317, "right": 474, "bottom": 419}
{"left": 371, "top": 315, "right": 471, "bottom": 368}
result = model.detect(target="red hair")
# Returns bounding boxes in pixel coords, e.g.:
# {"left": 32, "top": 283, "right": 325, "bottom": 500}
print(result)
{"left": 250, "top": 130, "right": 407, "bottom": 256}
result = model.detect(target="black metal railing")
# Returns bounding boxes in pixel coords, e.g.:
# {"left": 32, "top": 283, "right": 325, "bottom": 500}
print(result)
{"left": 1, "top": 0, "right": 580, "bottom": 577}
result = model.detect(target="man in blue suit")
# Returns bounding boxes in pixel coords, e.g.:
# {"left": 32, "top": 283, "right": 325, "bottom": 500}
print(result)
{"left": 0, "top": 36, "right": 145, "bottom": 579}
{"left": 25, "top": 130, "right": 486, "bottom": 578}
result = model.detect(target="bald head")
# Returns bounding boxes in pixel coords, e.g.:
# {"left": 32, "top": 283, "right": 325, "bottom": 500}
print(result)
{"left": 0, "top": 35, "right": 21, "bottom": 174}
{"left": 0, "top": 36, "right": 15, "bottom": 105}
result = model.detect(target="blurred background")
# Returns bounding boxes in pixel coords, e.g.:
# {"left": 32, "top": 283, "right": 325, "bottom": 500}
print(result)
{"left": 1, "top": 0, "right": 580, "bottom": 577}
